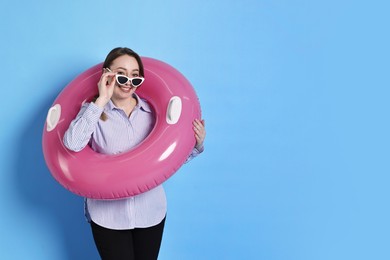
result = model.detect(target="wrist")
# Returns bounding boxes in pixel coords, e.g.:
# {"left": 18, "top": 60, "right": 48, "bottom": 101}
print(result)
{"left": 94, "top": 96, "right": 109, "bottom": 108}
{"left": 195, "top": 144, "right": 204, "bottom": 153}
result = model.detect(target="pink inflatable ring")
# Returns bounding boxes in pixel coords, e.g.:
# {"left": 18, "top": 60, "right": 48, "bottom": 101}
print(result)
{"left": 42, "top": 57, "right": 201, "bottom": 199}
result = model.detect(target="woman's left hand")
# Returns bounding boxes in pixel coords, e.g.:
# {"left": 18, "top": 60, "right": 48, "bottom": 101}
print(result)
{"left": 193, "top": 119, "right": 206, "bottom": 150}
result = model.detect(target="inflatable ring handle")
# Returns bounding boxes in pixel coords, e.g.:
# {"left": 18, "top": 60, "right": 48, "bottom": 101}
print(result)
{"left": 46, "top": 104, "right": 61, "bottom": 132}
{"left": 166, "top": 96, "right": 182, "bottom": 124}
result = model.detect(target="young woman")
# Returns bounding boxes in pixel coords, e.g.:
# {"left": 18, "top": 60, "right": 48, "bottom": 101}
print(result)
{"left": 63, "top": 47, "right": 206, "bottom": 260}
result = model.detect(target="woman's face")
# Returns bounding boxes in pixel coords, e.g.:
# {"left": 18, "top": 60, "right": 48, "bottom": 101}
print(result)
{"left": 109, "top": 54, "right": 141, "bottom": 100}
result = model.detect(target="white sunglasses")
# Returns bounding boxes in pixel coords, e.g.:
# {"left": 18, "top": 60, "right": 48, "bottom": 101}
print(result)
{"left": 105, "top": 68, "right": 144, "bottom": 87}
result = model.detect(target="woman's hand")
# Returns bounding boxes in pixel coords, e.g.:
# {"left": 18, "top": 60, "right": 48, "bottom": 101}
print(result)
{"left": 95, "top": 69, "right": 116, "bottom": 108}
{"left": 193, "top": 119, "right": 206, "bottom": 150}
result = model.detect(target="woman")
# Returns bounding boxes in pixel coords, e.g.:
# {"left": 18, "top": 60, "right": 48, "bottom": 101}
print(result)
{"left": 63, "top": 47, "right": 206, "bottom": 260}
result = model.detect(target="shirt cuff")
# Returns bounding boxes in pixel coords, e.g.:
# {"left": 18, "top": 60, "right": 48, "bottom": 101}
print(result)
{"left": 194, "top": 144, "right": 204, "bottom": 154}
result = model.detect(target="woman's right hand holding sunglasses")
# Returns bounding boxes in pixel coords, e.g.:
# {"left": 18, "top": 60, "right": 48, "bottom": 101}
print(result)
{"left": 95, "top": 68, "right": 116, "bottom": 108}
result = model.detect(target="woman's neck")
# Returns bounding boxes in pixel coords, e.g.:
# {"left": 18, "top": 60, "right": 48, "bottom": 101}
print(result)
{"left": 111, "top": 96, "right": 138, "bottom": 117}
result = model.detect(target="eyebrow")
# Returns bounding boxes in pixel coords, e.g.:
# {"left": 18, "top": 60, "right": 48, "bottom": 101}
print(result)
{"left": 115, "top": 67, "right": 139, "bottom": 72}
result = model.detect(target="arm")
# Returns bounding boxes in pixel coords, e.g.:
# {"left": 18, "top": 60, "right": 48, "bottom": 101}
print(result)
{"left": 63, "top": 68, "right": 116, "bottom": 152}
{"left": 63, "top": 103, "right": 103, "bottom": 152}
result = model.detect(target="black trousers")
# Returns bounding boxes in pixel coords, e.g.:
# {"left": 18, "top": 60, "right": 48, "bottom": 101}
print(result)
{"left": 90, "top": 217, "right": 166, "bottom": 260}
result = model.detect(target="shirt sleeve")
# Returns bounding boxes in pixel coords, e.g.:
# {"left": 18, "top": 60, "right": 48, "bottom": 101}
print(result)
{"left": 184, "top": 144, "right": 204, "bottom": 164}
{"left": 63, "top": 102, "right": 103, "bottom": 152}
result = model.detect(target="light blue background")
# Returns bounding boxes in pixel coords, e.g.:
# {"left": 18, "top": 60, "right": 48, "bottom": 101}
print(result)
{"left": 1, "top": 0, "right": 389, "bottom": 259}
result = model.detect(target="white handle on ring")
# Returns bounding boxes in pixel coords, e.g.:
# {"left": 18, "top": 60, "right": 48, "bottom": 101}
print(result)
{"left": 166, "top": 96, "right": 182, "bottom": 124}
{"left": 46, "top": 104, "right": 61, "bottom": 132}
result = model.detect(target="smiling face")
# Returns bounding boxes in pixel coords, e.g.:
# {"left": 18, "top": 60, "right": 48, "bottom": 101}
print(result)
{"left": 109, "top": 54, "right": 142, "bottom": 101}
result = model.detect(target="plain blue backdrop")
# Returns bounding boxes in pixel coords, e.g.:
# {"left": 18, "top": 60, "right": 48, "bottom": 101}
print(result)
{"left": 1, "top": 0, "right": 389, "bottom": 259}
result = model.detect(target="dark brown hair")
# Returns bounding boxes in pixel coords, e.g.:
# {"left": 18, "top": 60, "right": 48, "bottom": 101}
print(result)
{"left": 103, "top": 47, "right": 144, "bottom": 77}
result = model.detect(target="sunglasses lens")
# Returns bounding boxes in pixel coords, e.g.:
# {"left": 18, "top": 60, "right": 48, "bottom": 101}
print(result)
{"left": 117, "top": 76, "right": 129, "bottom": 85}
{"left": 131, "top": 78, "right": 143, "bottom": 87}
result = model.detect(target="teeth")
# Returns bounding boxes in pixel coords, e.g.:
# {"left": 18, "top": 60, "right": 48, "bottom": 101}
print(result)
{"left": 120, "top": 86, "right": 131, "bottom": 91}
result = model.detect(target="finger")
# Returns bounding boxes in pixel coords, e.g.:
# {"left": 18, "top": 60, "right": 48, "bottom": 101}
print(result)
{"left": 195, "top": 133, "right": 204, "bottom": 147}
{"left": 108, "top": 75, "right": 116, "bottom": 87}
{"left": 100, "top": 74, "right": 115, "bottom": 89}
{"left": 194, "top": 127, "right": 205, "bottom": 140}
{"left": 101, "top": 70, "right": 115, "bottom": 81}
{"left": 193, "top": 119, "right": 205, "bottom": 128}
{"left": 195, "top": 132, "right": 202, "bottom": 142}
{"left": 193, "top": 123, "right": 203, "bottom": 134}
{"left": 193, "top": 119, "right": 203, "bottom": 128}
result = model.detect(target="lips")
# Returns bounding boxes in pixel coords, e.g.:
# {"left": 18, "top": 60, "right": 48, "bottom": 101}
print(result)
{"left": 118, "top": 85, "right": 132, "bottom": 92}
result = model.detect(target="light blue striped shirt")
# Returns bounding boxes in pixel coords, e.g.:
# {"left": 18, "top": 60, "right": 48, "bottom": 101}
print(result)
{"left": 63, "top": 94, "right": 203, "bottom": 230}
